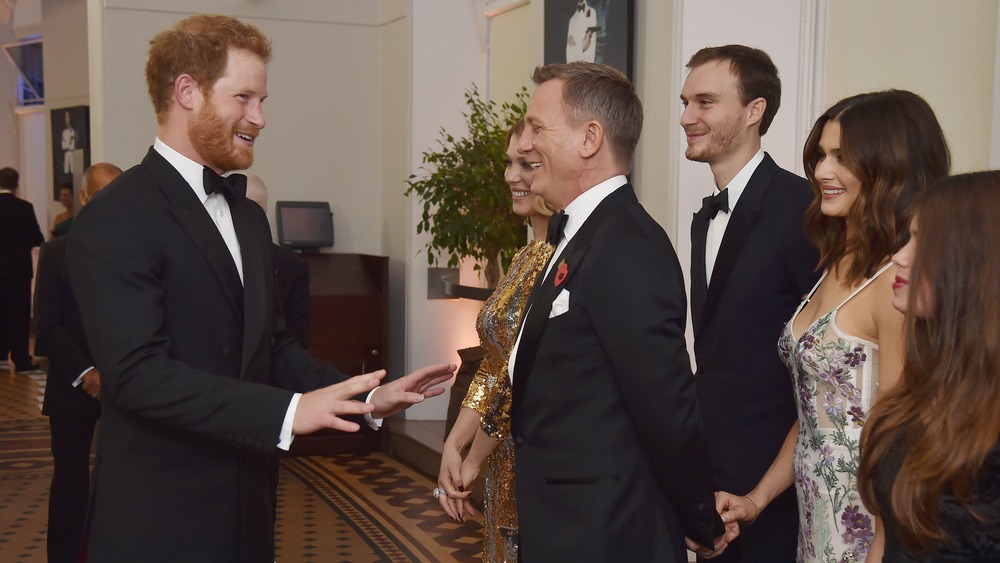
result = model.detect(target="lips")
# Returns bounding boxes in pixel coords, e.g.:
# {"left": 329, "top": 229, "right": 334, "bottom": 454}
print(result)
{"left": 892, "top": 275, "right": 909, "bottom": 290}
{"left": 821, "top": 185, "right": 846, "bottom": 199}
{"left": 511, "top": 190, "right": 530, "bottom": 198}
{"left": 235, "top": 130, "right": 258, "bottom": 145}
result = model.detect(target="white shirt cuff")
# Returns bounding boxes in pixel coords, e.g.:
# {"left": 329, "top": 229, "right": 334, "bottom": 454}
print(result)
{"left": 365, "top": 386, "right": 383, "bottom": 430}
{"left": 72, "top": 366, "right": 95, "bottom": 387}
{"left": 277, "top": 393, "right": 301, "bottom": 451}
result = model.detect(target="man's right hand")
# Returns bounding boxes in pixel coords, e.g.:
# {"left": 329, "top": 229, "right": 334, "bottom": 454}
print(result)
{"left": 292, "top": 371, "right": 385, "bottom": 435}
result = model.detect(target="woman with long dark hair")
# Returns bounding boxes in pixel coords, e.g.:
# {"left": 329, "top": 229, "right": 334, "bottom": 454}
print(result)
{"left": 858, "top": 171, "right": 1000, "bottom": 561}
{"left": 715, "top": 90, "right": 950, "bottom": 562}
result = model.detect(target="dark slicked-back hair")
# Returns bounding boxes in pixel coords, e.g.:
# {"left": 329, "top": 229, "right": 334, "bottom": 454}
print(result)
{"left": 686, "top": 45, "right": 781, "bottom": 135}
{"left": 803, "top": 89, "right": 950, "bottom": 286}
{"left": 146, "top": 14, "right": 272, "bottom": 123}
{"left": 531, "top": 62, "right": 643, "bottom": 168}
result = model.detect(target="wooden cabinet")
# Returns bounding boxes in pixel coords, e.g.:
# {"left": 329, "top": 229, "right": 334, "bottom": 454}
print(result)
{"left": 303, "top": 253, "right": 388, "bottom": 375}
{"left": 288, "top": 253, "right": 388, "bottom": 456}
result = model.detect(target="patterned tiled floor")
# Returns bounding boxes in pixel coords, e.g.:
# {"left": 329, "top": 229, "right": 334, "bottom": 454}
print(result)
{"left": 0, "top": 364, "right": 484, "bottom": 561}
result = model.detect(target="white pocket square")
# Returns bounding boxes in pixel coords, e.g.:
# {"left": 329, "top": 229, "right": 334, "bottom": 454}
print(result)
{"left": 549, "top": 289, "right": 570, "bottom": 318}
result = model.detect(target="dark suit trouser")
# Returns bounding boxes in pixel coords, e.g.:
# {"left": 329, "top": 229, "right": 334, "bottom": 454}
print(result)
{"left": 697, "top": 488, "right": 798, "bottom": 563}
{"left": 0, "top": 275, "right": 32, "bottom": 366}
{"left": 48, "top": 412, "right": 98, "bottom": 563}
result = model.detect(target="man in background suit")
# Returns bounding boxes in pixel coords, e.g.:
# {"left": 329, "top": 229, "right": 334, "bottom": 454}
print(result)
{"left": 245, "top": 173, "right": 310, "bottom": 347}
{"left": 35, "top": 161, "right": 121, "bottom": 563}
{"left": 681, "top": 45, "right": 819, "bottom": 562}
{"left": 66, "top": 15, "right": 453, "bottom": 561}
{"left": 509, "top": 62, "right": 733, "bottom": 562}
{"left": 0, "top": 166, "right": 45, "bottom": 374}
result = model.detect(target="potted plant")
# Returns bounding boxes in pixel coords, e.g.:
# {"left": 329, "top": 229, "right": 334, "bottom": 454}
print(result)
{"left": 406, "top": 85, "right": 529, "bottom": 290}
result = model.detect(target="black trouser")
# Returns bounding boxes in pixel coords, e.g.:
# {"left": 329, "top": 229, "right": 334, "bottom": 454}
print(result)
{"left": 0, "top": 275, "right": 33, "bottom": 367}
{"left": 47, "top": 412, "right": 99, "bottom": 563}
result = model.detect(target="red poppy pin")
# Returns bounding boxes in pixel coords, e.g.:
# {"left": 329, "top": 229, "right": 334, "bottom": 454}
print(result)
{"left": 553, "top": 260, "right": 569, "bottom": 287}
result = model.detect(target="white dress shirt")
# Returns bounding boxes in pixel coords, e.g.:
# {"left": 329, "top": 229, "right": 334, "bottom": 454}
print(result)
{"left": 705, "top": 149, "right": 764, "bottom": 283}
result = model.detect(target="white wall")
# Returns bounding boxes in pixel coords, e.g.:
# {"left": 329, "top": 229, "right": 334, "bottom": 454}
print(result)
{"left": 826, "top": 0, "right": 998, "bottom": 173}
{"left": 404, "top": 0, "right": 490, "bottom": 419}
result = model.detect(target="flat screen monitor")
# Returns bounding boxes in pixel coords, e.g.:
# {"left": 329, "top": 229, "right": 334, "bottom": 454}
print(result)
{"left": 275, "top": 201, "right": 334, "bottom": 250}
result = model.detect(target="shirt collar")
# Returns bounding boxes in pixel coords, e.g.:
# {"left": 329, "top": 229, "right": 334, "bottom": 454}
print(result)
{"left": 153, "top": 137, "right": 210, "bottom": 203}
{"left": 717, "top": 148, "right": 764, "bottom": 211}
{"left": 561, "top": 175, "right": 627, "bottom": 243}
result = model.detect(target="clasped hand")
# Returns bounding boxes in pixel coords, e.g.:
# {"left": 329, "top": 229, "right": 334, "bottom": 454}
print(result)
{"left": 684, "top": 491, "right": 744, "bottom": 559}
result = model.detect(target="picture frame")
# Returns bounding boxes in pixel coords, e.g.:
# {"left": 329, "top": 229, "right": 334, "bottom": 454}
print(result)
{"left": 50, "top": 105, "right": 90, "bottom": 201}
{"left": 544, "top": 0, "right": 635, "bottom": 79}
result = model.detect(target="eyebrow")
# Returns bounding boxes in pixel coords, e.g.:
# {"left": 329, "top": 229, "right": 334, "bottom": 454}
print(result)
{"left": 680, "top": 92, "right": 720, "bottom": 102}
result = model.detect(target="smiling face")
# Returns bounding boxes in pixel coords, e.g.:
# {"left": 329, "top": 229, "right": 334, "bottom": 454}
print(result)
{"left": 59, "top": 187, "right": 73, "bottom": 210}
{"left": 505, "top": 133, "right": 539, "bottom": 218}
{"left": 189, "top": 48, "right": 267, "bottom": 173}
{"left": 891, "top": 215, "right": 933, "bottom": 317}
{"left": 679, "top": 61, "right": 750, "bottom": 165}
{"left": 518, "top": 79, "right": 585, "bottom": 210}
{"left": 813, "top": 120, "right": 862, "bottom": 219}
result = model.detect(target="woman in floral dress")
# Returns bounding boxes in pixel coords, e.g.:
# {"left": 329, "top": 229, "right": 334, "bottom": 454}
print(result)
{"left": 715, "top": 90, "right": 950, "bottom": 563}
{"left": 436, "top": 120, "right": 554, "bottom": 562}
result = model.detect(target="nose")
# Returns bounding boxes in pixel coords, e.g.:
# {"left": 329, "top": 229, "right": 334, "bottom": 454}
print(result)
{"left": 504, "top": 166, "right": 519, "bottom": 187}
{"left": 517, "top": 129, "right": 534, "bottom": 154}
{"left": 813, "top": 156, "right": 834, "bottom": 180}
{"left": 248, "top": 101, "right": 265, "bottom": 130}
{"left": 680, "top": 104, "right": 697, "bottom": 128}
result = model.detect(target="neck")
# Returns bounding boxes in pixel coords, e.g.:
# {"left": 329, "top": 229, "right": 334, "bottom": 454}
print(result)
{"left": 709, "top": 139, "right": 761, "bottom": 189}
{"left": 529, "top": 214, "right": 549, "bottom": 242}
{"left": 158, "top": 118, "right": 214, "bottom": 172}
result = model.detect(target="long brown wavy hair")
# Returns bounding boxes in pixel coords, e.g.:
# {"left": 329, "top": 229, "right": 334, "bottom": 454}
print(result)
{"left": 859, "top": 171, "right": 1000, "bottom": 553}
{"left": 802, "top": 90, "right": 950, "bottom": 286}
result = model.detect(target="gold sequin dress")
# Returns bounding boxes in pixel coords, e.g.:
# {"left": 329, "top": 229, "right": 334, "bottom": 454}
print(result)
{"left": 462, "top": 239, "right": 553, "bottom": 562}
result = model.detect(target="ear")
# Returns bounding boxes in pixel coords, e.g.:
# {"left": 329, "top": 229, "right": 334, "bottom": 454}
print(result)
{"left": 579, "top": 120, "right": 604, "bottom": 159}
{"left": 174, "top": 74, "right": 201, "bottom": 111}
{"left": 747, "top": 97, "right": 766, "bottom": 128}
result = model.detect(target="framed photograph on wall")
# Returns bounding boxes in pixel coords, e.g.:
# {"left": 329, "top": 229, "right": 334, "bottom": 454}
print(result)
{"left": 50, "top": 105, "right": 90, "bottom": 200}
{"left": 544, "top": 0, "right": 634, "bottom": 79}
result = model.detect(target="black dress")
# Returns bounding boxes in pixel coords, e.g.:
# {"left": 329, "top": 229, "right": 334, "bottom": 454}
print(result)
{"left": 874, "top": 433, "right": 1000, "bottom": 562}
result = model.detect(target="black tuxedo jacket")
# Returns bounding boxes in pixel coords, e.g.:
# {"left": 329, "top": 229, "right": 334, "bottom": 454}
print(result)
{"left": 690, "top": 154, "right": 818, "bottom": 557}
{"left": 271, "top": 244, "right": 310, "bottom": 347}
{"left": 35, "top": 237, "right": 100, "bottom": 418}
{"left": 66, "top": 148, "right": 348, "bottom": 562}
{"left": 0, "top": 192, "right": 44, "bottom": 279}
{"left": 511, "top": 184, "right": 723, "bottom": 562}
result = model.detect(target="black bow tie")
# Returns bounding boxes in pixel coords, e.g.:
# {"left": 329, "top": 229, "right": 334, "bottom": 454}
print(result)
{"left": 546, "top": 210, "right": 568, "bottom": 245}
{"left": 203, "top": 167, "right": 247, "bottom": 204}
{"left": 699, "top": 188, "right": 730, "bottom": 220}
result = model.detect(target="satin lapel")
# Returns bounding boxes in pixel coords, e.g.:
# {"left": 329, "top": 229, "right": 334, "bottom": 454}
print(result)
{"left": 690, "top": 210, "right": 710, "bottom": 332}
{"left": 144, "top": 149, "right": 245, "bottom": 320}
{"left": 701, "top": 154, "right": 778, "bottom": 325}
{"left": 233, "top": 200, "right": 267, "bottom": 375}
{"left": 511, "top": 184, "right": 636, "bottom": 410}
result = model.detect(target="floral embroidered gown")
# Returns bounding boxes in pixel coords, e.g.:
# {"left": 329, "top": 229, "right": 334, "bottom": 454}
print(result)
{"left": 462, "top": 240, "right": 553, "bottom": 562}
{"left": 778, "top": 263, "right": 893, "bottom": 563}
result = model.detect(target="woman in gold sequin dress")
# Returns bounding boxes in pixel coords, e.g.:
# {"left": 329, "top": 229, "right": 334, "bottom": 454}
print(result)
{"left": 437, "top": 120, "right": 554, "bottom": 562}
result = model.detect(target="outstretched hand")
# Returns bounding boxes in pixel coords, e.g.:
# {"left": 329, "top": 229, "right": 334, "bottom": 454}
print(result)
{"left": 370, "top": 363, "right": 456, "bottom": 418}
{"left": 292, "top": 371, "right": 385, "bottom": 435}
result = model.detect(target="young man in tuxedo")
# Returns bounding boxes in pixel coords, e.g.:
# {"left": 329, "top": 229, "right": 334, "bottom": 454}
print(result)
{"left": 66, "top": 15, "right": 454, "bottom": 562}
{"left": 681, "top": 45, "right": 820, "bottom": 562}
{"left": 508, "top": 62, "right": 734, "bottom": 562}
{"left": 35, "top": 161, "right": 121, "bottom": 563}
{"left": 0, "top": 166, "right": 45, "bottom": 374}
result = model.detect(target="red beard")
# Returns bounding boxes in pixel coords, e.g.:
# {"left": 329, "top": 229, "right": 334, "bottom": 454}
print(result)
{"left": 189, "top": 102, "right": 258, "bottom": 173}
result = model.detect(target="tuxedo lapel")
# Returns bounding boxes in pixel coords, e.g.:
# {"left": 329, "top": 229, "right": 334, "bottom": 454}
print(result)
{"left": 143, "top": 149, "right": 245, "bottom": 321}
{"left": 232, "top": 201, "right": 266, "bottom": 375}
{"left": 690, "top": 210, "right": 710, "bottom": 332}
{"left": 512, "top": 184, "right": 636, "bottom": 408}
{"left": 700, "top": 154, "right": 778, "bottom": 326}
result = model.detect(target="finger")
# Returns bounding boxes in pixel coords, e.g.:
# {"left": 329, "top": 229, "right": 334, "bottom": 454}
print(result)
{"left": 414, "top": 372, "right": 455, "bottom": 394}
{"left": 421, "top": 386, "right": 447, "bottom": 399}
{"left": 330, "top": 374, "right": 383, "bottom": 398}
{"left": 439, "top": 494, "right": 459, "bottom": 520}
